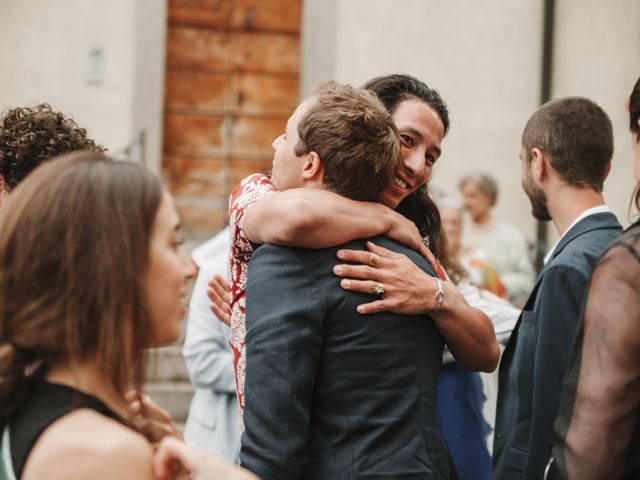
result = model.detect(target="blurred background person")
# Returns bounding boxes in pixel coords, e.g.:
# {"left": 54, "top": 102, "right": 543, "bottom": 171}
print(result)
{"left": 182, "top": 226, "right": 241, "bottom": 463}
{"left": 546, "top": 77, "right": 640, "bottom": 480}
{"left": 440, "top": 195, "right": 507, "bottom": 298}
{"left": 436, "top": 194, "right": 519, "bottom": 477}
{"left": 459, "top": 173, "right": 535, "bottom": 306}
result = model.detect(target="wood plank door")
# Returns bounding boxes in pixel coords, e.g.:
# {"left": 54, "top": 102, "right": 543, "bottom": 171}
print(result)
{"left": 162, "top": 0, "right": 301, "bottom": 234}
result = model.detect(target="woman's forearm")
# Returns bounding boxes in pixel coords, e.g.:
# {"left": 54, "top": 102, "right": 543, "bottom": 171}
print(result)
{"left": 431, "top": 284, "right": 500, "bottom": 373}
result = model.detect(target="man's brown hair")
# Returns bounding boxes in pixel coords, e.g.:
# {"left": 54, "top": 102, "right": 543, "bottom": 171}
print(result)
{"left": 294, "top": 83, "right": 401, "bottom": 201}
{"left": 0, "top": 152, "right": 161, "bottom": 425}
{"left": 522, "top": 97, "right": 613, "bottom": 192}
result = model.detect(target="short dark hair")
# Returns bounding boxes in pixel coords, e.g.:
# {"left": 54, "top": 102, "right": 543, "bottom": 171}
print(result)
{"left": 0, "top": 104, "right": 105, "bottom": 189}
{"left": 294, "top": 82, "right": 400, "bottom": 202}
{"left": 522, "top": 97, "right": 613, "bottom": 192}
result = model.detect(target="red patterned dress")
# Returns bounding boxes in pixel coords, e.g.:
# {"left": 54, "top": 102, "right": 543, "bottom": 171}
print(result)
{"left": 227, "top": 174, "right": 277, "bottom": 414}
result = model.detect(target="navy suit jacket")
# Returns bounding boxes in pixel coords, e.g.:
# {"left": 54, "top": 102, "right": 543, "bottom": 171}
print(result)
{"left": 492, "top": 212, "right": 622, "bottom": 479}
{"left": 240, "top": 235, "right": 452, "bottom": 480}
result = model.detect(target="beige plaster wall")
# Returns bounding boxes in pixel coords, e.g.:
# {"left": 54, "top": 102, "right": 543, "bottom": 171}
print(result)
{"left": 0, "top": 0, "right": 167, "bottom": 173}
{"left": 552, "top": 0, "right": 640, "bottom": 234}
{"left": 302, "top": 0, "right": 640, "bottom": 245}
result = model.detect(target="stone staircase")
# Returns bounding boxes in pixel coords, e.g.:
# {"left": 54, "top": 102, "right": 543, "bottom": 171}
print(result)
{"left": 146, "top": 344, "right": 194, "bottom": 431}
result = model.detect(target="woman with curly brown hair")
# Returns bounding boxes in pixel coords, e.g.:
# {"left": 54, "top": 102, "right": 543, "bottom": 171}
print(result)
{"left": 0, "top": 104, "right": 104, "bottom": 204}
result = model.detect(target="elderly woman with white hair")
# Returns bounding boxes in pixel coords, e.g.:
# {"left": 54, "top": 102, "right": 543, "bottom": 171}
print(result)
{"left": 459, "top": 173, "right": 536, "bottom": 306}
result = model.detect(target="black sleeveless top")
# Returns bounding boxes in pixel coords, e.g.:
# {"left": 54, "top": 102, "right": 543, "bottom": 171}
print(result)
{"left": 6, "top": 382, "right": 127, "bottom": 479}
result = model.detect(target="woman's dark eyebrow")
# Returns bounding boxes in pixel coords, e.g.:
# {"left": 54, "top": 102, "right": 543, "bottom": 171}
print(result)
{"left": 401, "top": 126, "right": 423, "bottom": 140}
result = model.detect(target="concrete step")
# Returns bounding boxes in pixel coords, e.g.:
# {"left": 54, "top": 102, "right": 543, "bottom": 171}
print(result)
{"left": 145, "top": 381, "right": 194, "bottom": 424}
{"left": 147, "top": 345, "right": 190, "bottom": 383}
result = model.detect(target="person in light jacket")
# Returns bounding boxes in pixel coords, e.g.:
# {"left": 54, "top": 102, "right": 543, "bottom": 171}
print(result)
{"left": 183, "top": 227, "right": 241, "bottom": 463}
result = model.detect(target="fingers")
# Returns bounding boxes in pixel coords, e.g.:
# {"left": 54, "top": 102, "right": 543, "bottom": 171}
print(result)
{"left": 207, "top": 275, "right": 231, "bottom": 305}
{"left": 153, "top": 437, "right": 192, "bottom": 480}
{"left": 127, "top": 392, "right": 181, "bottom": 444}
{"left": 417, "top": 243, "right": 440, "bottom": 272}
{"left": 125, "top": 390, "right": 141, "bottom": 403}
{"left": 208, "top": 288, "right": 231, "bottom": 326}
{"left": 338, "top": 278, "right": 382, "bottom": 295}
{"left": 335, "top": 248, "right": 382, "bottom": 267}
{"left": 207, "top": 274, "right": 231, "bottom": 325}
{"left": 153, "top": 437, "right": 258, "bottom": 480}
{"left": 127, "top": 391, "right": 172, "bottom": 422}
{"left": 209, "top": 274, "right": 229, "bottom": 296}
{"left": 210, "top": 301, "right": 231, "bottom": 326}
{"left": 355, "top": 300, "right": 387, "bottom": 315}
{"left": 365, "top": 241, "right": 399, "bottom": 259}
{"left": 333, "top": 264, "right": 379, "bottom": 281}
{"left": 139, "top": 395, "right": 172, "bottom": 422}
{"left": 335, "top": 241, "right": 403, "bottom": 267}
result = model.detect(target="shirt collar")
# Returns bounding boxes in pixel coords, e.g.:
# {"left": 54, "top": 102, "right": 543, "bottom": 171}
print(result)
{"left": 543, "top": 205, "right": 611, "bottom": 264}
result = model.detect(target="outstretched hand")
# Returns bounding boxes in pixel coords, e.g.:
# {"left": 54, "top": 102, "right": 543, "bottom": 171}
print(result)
{"left": 207, "top": 274, "right": 231, "bottom": 326}
{"left": 333, "top": 241, "right": 445, "bottom": 315}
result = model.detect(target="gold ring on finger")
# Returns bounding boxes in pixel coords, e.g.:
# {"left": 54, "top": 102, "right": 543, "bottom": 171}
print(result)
{"left": 367, "top": 252, "right": 381, "bottom": 268}
{"left": 373, "top": 283, "right": 385, "bottom": 297}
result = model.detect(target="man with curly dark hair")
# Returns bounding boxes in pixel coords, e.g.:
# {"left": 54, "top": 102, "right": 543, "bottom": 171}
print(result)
{"left": 0, "top": 103, "right": 105, "bottom": 204}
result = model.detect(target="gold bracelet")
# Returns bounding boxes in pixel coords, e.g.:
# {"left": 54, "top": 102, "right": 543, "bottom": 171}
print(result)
{"left": 434, "top": 277, "right": 444, "bottom": 311}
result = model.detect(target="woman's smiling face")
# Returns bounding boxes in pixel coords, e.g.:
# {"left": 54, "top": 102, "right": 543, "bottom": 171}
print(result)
{"left": 378, "top": 98, "right": 445, "bottom": 209}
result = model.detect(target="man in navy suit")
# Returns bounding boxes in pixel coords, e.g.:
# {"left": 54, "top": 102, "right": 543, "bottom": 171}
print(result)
{"left": 493, "top": 97, "right": 623, "bottom": 479}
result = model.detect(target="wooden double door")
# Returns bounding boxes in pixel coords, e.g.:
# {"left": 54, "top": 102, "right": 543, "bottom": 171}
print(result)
{"left": 162, "top": 0, "right": 301, "bottom": 233}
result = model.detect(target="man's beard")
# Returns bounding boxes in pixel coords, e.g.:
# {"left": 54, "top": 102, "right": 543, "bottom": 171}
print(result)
{"left": 522, "top": 176, "right": 551, "bottom": 221}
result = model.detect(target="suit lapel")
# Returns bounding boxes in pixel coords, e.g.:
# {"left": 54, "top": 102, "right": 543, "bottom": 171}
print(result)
{"left": 500, "top": 212, "right": 620, "bottom": 373}
{"left": 548, "top": 212, "right": 620, "bottom": 262}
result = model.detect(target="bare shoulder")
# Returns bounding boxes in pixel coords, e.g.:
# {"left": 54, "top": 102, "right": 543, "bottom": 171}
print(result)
{"left": 22, "top": 409, "right": 153, "bottom": 480}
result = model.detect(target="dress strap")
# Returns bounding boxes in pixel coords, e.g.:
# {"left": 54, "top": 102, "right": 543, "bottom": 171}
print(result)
{"left": 0, "top": 426, "right": 18, "bottom": 480}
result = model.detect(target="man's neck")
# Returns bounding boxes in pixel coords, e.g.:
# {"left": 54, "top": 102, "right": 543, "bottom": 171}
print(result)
{"left": 548, "top": 184, "right": 606, "bottom": 236}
